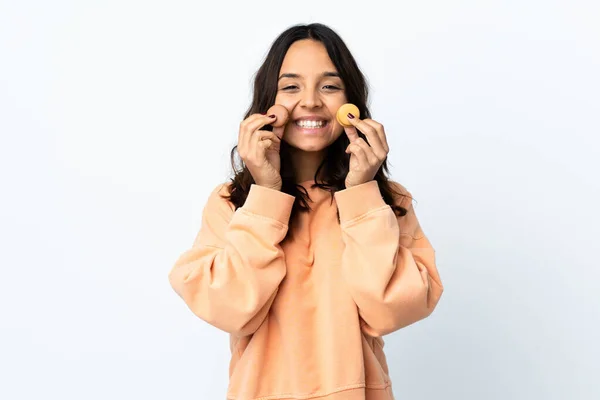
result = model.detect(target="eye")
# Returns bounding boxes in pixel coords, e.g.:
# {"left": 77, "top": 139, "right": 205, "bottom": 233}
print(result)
{"left": 323, "top": 85, "right": 341, "bottom": 91}
{"left": 281, "top": 85, "right": 298, "bottom": 91}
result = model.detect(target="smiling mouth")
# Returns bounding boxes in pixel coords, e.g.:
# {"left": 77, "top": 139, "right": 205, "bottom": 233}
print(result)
{"left": 295, "top": 120, "right": 329, "bottom": 129}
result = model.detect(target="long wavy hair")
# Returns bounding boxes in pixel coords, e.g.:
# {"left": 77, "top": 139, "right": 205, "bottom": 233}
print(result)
{"left": 224, "top": 23, "right": 410, "bottom": 234}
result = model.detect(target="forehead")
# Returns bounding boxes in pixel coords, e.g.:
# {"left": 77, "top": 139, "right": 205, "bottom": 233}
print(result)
{"left": 279, "top": 39, "right": 338, "bottom": 75}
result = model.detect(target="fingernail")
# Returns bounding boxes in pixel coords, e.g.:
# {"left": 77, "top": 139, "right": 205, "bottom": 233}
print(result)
{"left": 347, "top": 113, "right": 354, "bottom": 119}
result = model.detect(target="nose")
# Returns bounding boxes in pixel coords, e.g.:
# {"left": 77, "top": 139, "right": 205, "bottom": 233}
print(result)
{"left": 299, "top": 87, "right": 322, "bottom": 109}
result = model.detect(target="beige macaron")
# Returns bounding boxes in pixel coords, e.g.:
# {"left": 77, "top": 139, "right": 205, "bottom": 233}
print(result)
{"left": 266, "top": 104, "right": 289, "bottom": 128}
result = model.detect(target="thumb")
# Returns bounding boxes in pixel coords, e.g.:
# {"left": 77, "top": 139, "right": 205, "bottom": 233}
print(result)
{"left": 273, "top": 125, "right": 285, "bottom": 139}
{"left": 344, "top": 126, "right": 359, "bottom": 142}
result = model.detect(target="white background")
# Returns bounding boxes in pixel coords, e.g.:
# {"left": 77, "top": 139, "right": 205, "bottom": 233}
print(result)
{"left": 1, "top": 0, "right": 599, "bottom": 399}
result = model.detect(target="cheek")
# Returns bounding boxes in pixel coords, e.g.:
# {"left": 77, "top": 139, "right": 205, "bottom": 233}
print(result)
{"left": 331, "top": 123, "right": 345, "bottom": 140}
{"left": 327, "top": 99, "right": 346, "bottom": 118}
{"left": 273, "top": 95, "right": 297, "bottom": 110}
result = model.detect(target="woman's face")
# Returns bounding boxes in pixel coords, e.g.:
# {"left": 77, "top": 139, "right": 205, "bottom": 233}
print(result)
{"left": 274, "top": 39, "right": 348, "bottom": 152}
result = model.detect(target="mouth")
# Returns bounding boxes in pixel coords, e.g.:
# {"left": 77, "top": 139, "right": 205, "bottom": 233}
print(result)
{"left": 294, "top": 119, "right": 330, "bottom": 130}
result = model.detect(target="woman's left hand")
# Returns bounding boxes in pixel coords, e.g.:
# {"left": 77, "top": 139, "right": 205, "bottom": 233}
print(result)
{"left": 343, "top": 113, "right": 389, "bottom": 188}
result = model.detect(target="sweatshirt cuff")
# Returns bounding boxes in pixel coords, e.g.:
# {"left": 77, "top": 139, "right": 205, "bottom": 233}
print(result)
{"left": 242, "top": 184, "right": 296, "bottom": 225}
{"left": 334, "top": 180, "right": 387, "bottom": 223}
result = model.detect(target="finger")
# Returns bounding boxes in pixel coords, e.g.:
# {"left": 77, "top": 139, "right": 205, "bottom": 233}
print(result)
{"left": 256, "top": 130, "right": 280, "bottom": 143}
{"left": 347, "top": 116, "right": 387, "bottom": 158}
{"left": 258, "top": 139, "right": 273, "bottom": 151}
{"left": 272, "top": 125, "right": 285, "bottom": 139}
{"left": 344, "top": 125, "right": 360, "bottom": 142}
{"left": 241, "top": 113, "right": 277, "bottom": 138}
{"left": 258, "top": 132, "right": 282, "bottom": 152}
{"left": 246, "top": 114, "right": 275, "bottom": 136}
{"left": 346, "top": 142, "right": 369, "bottom": 166}
{"left": 239, "top": 113, "right": 267, "bottom": 137}
{"left": 362, "top": 118, "right": 389, "bottom": 153}
{"left": 252, "top": 130, "right": 279, "bottom": 161}
{"left": 250, "top": 130, "right": 266, "bottom": 163}
{"left": 239, "top": 113, "right": 263, "bottom": 155}
{"left": 354, "top": 138, "right": 380, "bottom": 165}
{"left": 240, "top": 114, "right": 277, "bottom": 156}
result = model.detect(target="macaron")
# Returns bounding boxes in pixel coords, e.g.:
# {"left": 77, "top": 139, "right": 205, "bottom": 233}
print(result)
{"left": 266, "top": 104, "right": 289, "bottom": 128}
{"left": 336, "top": 103, "right": 360, "bottom": 127}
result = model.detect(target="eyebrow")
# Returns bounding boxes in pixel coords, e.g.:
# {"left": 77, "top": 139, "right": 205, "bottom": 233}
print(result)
{"left": 278, "top": 71, "right": 341, "bottom": 80}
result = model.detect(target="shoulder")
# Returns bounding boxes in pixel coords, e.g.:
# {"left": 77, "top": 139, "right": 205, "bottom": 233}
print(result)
{"left": 203, "top": 181, "right": 235, "bottom": 213}
{"left": 386, "top": 180, "right": 427, "bottom": 240}
{"left": 386, "top": 180, "right": 415, "bottom": 210}
{"left": 213, "top": 181, "right": 233, "bottom": 198}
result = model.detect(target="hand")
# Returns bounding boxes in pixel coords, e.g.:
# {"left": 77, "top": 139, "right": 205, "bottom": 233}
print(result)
{"left": 237, "top": 113, "right": 284, "bottom": 191}
{"left": 343, "top": 113, "right": 389, "bottom": 188}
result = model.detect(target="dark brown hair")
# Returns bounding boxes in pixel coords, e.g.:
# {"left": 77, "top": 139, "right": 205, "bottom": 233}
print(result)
{"left": 224, "top": 23, "right": 409, "bottom": 234}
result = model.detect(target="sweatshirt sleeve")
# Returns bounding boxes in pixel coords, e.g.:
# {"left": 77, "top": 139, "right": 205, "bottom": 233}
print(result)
{"left": 168, "top": 183, "right": 295, "bottom": 337}
{"left": 334, "top": 180, "right": 444, "bottom": 337}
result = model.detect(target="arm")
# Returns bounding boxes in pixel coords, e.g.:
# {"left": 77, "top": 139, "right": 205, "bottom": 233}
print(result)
{"left": 168, "top": 183, "right": 294, "bottom": 337}
{"left": 334, "top": 180, "right": 444, "bottom": 337}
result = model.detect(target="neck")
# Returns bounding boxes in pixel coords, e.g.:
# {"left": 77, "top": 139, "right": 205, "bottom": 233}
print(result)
{"left": 289, "top": 148, "right": 326, "bottom": 183}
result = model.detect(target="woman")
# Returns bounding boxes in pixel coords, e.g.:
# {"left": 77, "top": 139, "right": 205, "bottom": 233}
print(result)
{"left": 168, "top": 23, "right": 443, "bottom": 400}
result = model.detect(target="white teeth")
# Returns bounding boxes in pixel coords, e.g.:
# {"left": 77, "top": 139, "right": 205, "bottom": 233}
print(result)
{"left": 297, "top": 120, "right": 325, "bottom": 128}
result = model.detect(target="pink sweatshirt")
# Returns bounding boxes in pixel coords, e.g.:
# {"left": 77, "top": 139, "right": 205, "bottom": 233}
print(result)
{"left": 168, "top": 180, "right": 443, "bottom": 400}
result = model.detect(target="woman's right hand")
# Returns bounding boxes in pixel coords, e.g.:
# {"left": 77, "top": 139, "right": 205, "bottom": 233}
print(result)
{"left": 237, "top": 113, "right": 283, "bottom": 191}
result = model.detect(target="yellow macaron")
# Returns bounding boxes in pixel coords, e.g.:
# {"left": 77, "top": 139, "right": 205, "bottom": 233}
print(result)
{"left": 336, "top": 103, "right": 360, "bottom": 127}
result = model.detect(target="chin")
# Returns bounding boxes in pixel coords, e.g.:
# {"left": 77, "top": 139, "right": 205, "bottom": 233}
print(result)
{"left": 284, "top": 136, "right": 339, "bottom": 153}
{"left": 297, "top": 145, "right": 329, "bottom": 152}
{"left": 284, "top": 129, "right": 344, "bottom": 152}
{"left": 285, "top": 142, "right": 328, "bottom": 153}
